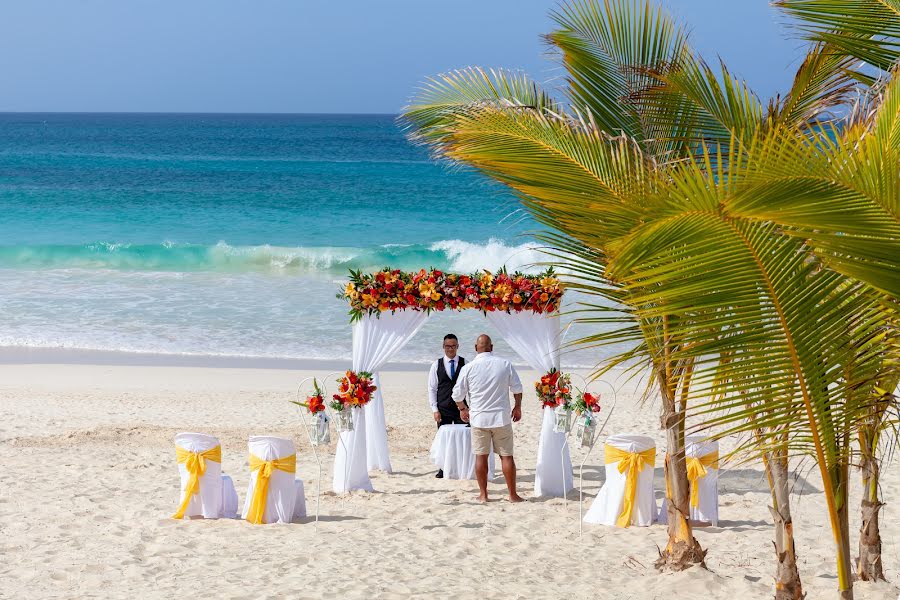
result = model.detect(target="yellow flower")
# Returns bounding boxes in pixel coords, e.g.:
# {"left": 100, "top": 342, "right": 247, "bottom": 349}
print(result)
{"left": 430, "top": 292, "right": 441, "bottom": 301}
{"left": 540, "top": 277, "right": 559, "bottom": 288}
{"left": 345, "top": 282, "right": 356, "bottom": 296}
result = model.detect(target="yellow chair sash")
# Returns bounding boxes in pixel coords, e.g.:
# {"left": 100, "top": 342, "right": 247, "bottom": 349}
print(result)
{"left": 663, "top": 451, "right": 720, "bottom": 509}
{"left": 686, "top": 451, "right": 719, "bottom": 508}
{"left": 604, "top": 444, "right": 656, "bottom": 528}
{"left": 246, "top": 453, "right": 297, "bottom": 525}
{"left": 172, "top": 445, "right": 222, "bottom": 519}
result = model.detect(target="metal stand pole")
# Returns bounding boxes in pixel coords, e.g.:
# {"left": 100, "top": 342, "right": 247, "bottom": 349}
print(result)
{"left": 295, "top": 377, "right": 323, "bottom": 529}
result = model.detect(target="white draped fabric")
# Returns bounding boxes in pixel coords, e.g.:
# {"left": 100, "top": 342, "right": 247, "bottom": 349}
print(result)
{"left": 486, "top": 311, "right": 572, "bottom": 498}
{"left": 332, "top": 407, "right": 373, "bottom": 493}
{"left": 333, "top": 310, "right": 429, "bottom": 492}
{"left": 429, "top": 424, "right": 495, "bottom": 480}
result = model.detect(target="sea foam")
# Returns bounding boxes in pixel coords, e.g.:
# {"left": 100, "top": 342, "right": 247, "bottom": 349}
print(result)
{"left": 0, "top": 239, "right": 550, "bottom": 274}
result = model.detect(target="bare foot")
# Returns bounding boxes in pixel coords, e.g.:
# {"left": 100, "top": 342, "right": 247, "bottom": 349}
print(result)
{"left": 477, "top": 493, "right": 489, "bottom": 503}
{"left": 508, "top": 493, "right": 525, "bottom": 503}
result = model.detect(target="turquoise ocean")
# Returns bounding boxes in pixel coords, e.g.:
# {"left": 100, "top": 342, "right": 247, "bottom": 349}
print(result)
{"left": 0, "top": 113, "right": 603, "bottom": 367}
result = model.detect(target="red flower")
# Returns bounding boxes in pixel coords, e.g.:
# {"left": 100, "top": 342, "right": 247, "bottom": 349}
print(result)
{"left": 307, "top": 395, "right": 325, "bottom": 413}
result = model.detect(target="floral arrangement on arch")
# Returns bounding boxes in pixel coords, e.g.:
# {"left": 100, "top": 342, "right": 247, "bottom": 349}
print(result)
{"left": 339, "top": 266, "right": 563, "bottom": 321}
{"left": 293, "top": 378, "right": 327, "bottom": 414}
{"left": 535, "top": 368, "right": 572, "bottom": 410}
{"left": 330, "top": 370, "right": 377, "bottom": 411}
{"left": 573, "top": 389, "right": 601, "bottom": 416}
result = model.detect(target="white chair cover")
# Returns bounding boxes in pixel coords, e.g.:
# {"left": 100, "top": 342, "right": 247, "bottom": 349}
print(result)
{"left": 333, "top": 310, "right": 430, "bottom": 493}
{"left": 174, "top": 432, "right": 238, "bottom": 519}
{"left": 583, "top": 434, "right": 657, "bottom": 527}
{"left": 429, "top": 424, "right": 495, "bottom": 480}
{"left": 657, "top": 436, "right": 719, "bottom": 526}
{"left": 486, "top": 311, "right": 573, "bottom": 497}
{"left": 241, "top": 436, "right": 307, "bottom": 524}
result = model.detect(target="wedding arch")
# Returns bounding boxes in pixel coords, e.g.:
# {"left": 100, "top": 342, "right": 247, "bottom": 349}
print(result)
{"left": 332, "top": 267, "right": 574, "bottom": 498}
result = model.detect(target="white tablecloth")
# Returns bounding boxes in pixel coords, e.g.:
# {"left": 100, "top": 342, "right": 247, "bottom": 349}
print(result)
{"left": 429, "top": 424, "right": 495, "bottom": 480}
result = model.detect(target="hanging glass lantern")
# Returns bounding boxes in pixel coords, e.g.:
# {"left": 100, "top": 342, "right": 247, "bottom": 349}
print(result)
{"left": 335, "top": 408, "right": 354, "bottom": 432}
{"left": 553, "top": 404, "right": 572, "bottom": 433}
{"left": 308, "top": 412, "right": 331, "bottom": 446}
{"left": 575, "top": 413, "right": 595, "bottom": 447}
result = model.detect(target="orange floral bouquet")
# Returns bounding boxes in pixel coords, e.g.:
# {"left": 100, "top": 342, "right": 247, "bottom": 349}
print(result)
{"left": 331, "top": 370, "right": 377, "bottom": 411}
{"left": 535, "top": 368, "right": 572, "bottom": 410}
{"left": 573, "top": 390, "right": 601, "bottom": 415}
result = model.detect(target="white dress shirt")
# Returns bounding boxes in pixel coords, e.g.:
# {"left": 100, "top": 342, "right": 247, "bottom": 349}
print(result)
{"left": 427, "top": 355, "right": 464, "bottom": 412}
{"left": 451, "top": 352, "right": 523, "bottom": 428}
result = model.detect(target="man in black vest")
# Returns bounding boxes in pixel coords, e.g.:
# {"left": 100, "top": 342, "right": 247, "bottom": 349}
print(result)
{"left": 427, "top": 333, "right": 467, "bottom": 478}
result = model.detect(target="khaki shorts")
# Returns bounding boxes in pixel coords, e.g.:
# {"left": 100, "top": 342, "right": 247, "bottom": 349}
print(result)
{"left": 471, "top": 424, "right": 514, "bottom": 457}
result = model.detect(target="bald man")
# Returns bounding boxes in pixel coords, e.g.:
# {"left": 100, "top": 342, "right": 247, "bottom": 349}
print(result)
{"left": 451, "top": 334, "right": 524, "bottom": 503}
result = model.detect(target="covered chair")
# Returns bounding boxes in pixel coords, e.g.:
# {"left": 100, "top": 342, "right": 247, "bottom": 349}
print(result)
{"left": 172, "top": 432, "right": 239, "bottom": 519}
{"left": 658, "top": 435, "right": 719, "bottom": 527}
{"left": 583, "top": 434, "right": 657, "bottom": 527}
{"left": 242, "top": 436, "right": 307, "bottom": 524}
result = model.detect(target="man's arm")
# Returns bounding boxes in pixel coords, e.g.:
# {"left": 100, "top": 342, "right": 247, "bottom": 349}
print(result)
{"left": 509, "top": 364, "right": 524, "bottom": 422}
{"left": 427, "top": 361, "right": 441, "bottom": 423}
{"left": 452, "top": 368, "right": 470, "bottom": 422}
{"left": 511, "top": 393, "right": 523, "bottom": 422}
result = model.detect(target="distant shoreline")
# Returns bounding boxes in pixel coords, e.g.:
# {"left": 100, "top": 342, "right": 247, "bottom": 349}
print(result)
{"left": 0, "top": 346, "right": 597, "bottom": 371}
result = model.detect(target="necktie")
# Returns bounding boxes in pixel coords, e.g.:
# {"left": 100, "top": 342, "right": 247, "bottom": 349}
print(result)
{"left": 449, "top": 359, "right": 456, "bottom": 378}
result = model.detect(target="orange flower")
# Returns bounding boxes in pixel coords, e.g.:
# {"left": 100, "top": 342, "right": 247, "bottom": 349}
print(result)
{"left": 306, "top": 395, "right": 325, "bottom": 413}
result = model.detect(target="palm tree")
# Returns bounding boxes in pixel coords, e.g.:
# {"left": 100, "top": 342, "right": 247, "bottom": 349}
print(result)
{"left": 768, "top": 1, "right": 900, "bottom": 583}
{"left": 402, "top": 1, "right": 900, "bottom": 597}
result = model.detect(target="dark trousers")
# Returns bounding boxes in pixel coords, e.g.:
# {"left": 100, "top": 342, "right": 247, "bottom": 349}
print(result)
{"left": 437, "top": 402, "right": 468, "bottom": 428}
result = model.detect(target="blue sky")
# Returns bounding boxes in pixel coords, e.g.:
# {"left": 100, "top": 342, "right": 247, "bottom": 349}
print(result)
{"left": 0, "top": 1, "right": 805, "bottom": 113}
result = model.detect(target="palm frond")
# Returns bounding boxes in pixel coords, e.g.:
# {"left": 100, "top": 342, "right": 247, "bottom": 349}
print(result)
{"left": 401, "top": 67, "right": 561, "bottom": 148}
{"left": 775, "top": 0, "right": 900, "bottom": 72}
{"left": 547, "top": 0, "right": 691, "bottom": 157}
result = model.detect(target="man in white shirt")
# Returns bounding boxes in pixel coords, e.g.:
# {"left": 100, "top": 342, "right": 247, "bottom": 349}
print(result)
{"left": 452, "top": 334, "right": 524, "bottom": 503}
{"left": 427, "top": 333, "right": 467, "bottom": 478}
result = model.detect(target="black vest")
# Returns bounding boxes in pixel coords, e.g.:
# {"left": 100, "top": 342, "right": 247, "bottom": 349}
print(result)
{"left": 436, "top": 356, "right": 465, "bottom": 408}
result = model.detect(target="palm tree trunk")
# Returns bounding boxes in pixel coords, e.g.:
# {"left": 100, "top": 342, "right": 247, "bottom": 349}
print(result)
{"left": 767, "top": 449, "right": 804, "bottom": 600}
{"left": 856, "top": 428, "right": 885, "bottom": 582}
{"left": 654, "top": 352, "right": 706, "bottom": 571}
{"left": 836, "top": 461, "right": 854, "bottom": 600}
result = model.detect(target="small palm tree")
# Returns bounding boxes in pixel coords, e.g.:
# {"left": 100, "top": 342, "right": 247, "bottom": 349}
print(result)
{"left": 773, "top": 0, "right": 900, "bottom": 584}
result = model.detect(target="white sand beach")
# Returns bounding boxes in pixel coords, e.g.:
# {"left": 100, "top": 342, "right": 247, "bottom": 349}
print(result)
{"left": 1, "top": 363, "right": 897, "bottom": 599}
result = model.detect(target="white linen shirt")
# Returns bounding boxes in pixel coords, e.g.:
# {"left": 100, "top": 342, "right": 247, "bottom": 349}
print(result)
{"left": 427, "top": 355, "right": 465, "bottom": 411}
{"left": 451, "top": 352, "right": 523, "bottom": 428}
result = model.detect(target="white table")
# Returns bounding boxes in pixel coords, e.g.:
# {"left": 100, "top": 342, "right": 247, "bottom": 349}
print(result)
{"left": 429, "top": 424, "right": 495, "bottom": 480}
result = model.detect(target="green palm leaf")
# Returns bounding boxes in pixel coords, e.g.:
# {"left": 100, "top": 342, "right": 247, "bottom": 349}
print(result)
{"left": 775, "top": 0, "right": 900, "bottom": 72}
